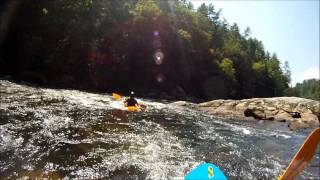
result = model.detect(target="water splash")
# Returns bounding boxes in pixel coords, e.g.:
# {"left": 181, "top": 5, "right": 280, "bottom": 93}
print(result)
{"left": 0, "top": 80, "right": 319, "bottom": 179}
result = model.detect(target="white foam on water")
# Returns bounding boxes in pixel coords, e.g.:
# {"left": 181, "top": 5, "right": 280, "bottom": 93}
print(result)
{"left": 199, "top": 115, "right": 292, "bottom": 139}
{"left": 42, "top": 88, "right": 112, "bottom": 110}
{"left": 3, "top": 80, "right": 318, "bottom": 179}
{"left": 0, "top": 127, "right": 24, "bottom": 151}
{"left": 109, "top": 100, "right": 126, "bottom": 110}
{"left": 243, "top": 128, "right": 251, "bottom": 135}
{"left": 139, "top": 99, "right": 167, "bottom": 110}
{"left": 86, "top": 120, "right": 197, "bottom": 179}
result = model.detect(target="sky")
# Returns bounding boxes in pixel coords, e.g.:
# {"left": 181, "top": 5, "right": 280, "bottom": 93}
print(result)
{"left": 192, "top": 0, "right": 319, "bottom": 86}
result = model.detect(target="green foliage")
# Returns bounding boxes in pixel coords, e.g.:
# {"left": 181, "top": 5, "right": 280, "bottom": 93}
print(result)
{"left": 252, "top": 62, "right": 265, "bottom": 73}
{"left": 42, "top": 8, "right": 48, "bottom": 15}
{"left": 0, "top": 0, "right": 292, "bottom": 100}
{"left": 283, "top": 61, "right": 291, "bottom": 84}
{"left": 178, "top": 29, "right": 192, "bottom": 42}
{"left": 223, "top": 36, "right": 242, "bottom": 56}
{"left": 244, "top": 27, "right": 251, "bottom": 38}
{"left": 283, "top": 87, "right": 299, "bottom": 97}
{"left": 131, "top": 0, "right": 162, "bottom": 19}
{"left": 265, "top": 55, "right": 289, "bottom": 96}
{"left": 218, "top": 58, "right": 235, "bottom": 80}
{"left": 285, "top": 79, "right": 320, "bottom": 100}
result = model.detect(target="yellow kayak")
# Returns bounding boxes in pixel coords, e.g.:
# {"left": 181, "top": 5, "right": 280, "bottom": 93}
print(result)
{"left": 127, "top": 106, "right": 141, "bottom": 112}
{"left": 126, "top": 104, "right": 146, "bottom": 112}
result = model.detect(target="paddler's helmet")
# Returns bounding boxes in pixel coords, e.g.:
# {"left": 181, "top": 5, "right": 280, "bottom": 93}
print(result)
{"left": 130, "top": 91, "right": 135, "bottom": 98}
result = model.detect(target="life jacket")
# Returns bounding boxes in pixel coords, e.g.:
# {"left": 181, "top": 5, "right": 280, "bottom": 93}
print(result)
{"left": 125, "top": 98, "right": 138, "bottom": 106}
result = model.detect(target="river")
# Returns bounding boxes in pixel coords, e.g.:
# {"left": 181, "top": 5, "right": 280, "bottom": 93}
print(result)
{"left": 0, "top": 80, "right": 319, "bottom": 179}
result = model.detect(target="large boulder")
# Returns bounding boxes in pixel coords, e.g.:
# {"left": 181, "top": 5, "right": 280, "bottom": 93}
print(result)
{"left": 172, "top": 96, "right": 319, "bottom": 130}
{"left": 308, "top": 101, "right": 320, "bottom": 114}
{"left": 294, "top": 103, "right": 313, "bottom": 114}
{"left": 282, "top": 103, "right": 296, "bottom": 112}
{"left": 288, "top": 120, "right": 310, "bottom": 130}
{"left": 235, "top": 102, "right": 249, "bottom": 111}
{"left": 274, "top": 110, "right": 293, "bottom": 122}
{"left": 300, "top": 113, "right": 319, "bottom": 126}
{"left": 244, "top": 108, "right": 265, "bottom": 120}
{"left": 223, "top": 101, "right": 239, "bottom": 110}
{"left": 264, "top": 107, "right": 278, "bottom": 120}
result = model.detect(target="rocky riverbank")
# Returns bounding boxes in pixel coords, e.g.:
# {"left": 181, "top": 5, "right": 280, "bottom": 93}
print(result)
{"left": 171, "top": 97, "right": 320, "bottom": 130}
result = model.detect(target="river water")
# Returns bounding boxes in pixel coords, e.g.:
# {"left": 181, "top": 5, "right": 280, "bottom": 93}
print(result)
{"left": 0, "top": 80, "right": 319, "bottom": 179}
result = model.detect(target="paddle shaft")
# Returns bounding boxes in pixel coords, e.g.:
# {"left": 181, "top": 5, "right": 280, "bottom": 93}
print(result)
{"left": 281, "top": 128, "right": 320, "bottom": 180}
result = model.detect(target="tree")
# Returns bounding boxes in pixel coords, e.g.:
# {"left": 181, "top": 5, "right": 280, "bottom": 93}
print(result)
{"left": 244, "top": 27, "right": 251, "bottom": 38}
{"left": 218, "top": 58, "right": 235, "bottom": 80}
{"left": 131, "top": 0, "right": 162, "bottom": 20}
{"left": 283, "top": 61, "right": 291, "bottom": 86}
{"left": 289, "top": 79, "right": 320, "bottom": 100}
{"left": 0, "top": 0, "right": 292, "bottom": 100}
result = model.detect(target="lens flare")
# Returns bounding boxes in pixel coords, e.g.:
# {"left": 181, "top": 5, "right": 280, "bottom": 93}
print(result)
{"left": 154, "top": 50, "right": 164, "bottom": 65}
{"left": 153, "top": 30, "right": 159, "bottom": 36}
{"left": 156, "top": 74, "right": 165, "bottom": 83}
{"left": 123, "top": 33, "right": 128, "bottom": 37}
{"left": 155, "top": 58, "right": 162, "bottom": 65}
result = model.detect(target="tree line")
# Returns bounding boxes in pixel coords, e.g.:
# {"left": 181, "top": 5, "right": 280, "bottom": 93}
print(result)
{"left": 285, "top": 79, "right": 320, "bottom": 101}
{"left": 0, "top": 0, "right": 292, "bottom": 101}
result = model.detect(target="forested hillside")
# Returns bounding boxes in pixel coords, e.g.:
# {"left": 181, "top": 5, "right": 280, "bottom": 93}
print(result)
{"left": 285, "top": 79, "right": 320, "bottom": 101}
{"left": 0, "top": 0, "right": 290, "bottom": 100}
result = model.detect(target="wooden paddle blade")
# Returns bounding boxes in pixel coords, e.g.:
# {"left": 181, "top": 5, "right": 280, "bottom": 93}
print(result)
{"left": 112, "top": 93, "right": 122, "bottom": 101}
{"left": 281, "top": 128, "right": 320, "bottom": 180}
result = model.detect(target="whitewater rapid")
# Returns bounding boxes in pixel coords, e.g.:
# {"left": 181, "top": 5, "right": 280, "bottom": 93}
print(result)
{"left": 0, "top": 80, "right": 319, "bottom": 179}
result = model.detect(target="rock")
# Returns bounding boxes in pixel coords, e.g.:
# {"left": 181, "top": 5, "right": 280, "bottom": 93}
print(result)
{"left": 244, "top": 101, "right": 266, "bottom": 120}
{"left": 294, "top": 103, "right": 312, "bottom": 114}
{"left": 287, "top": 109, "right": 319, "bottom": 130}
{"left": 252, "top": 109, "right": 265, "bottom": 120}
{"left": 198, "top": 100, "right": 224, "bottom": 108}
{"left": 212, "top": 108, "right": 231, "bottom": 116}
{"left": 247, "top": 102, "right": 264, "bottom": 111}
{"left": 274, "top": 110, "right": 293, "bottom": 122}
{"left": 290, "top": 112, "right": 301, "bottom": 118}
{"left": 266, "top": 116, "right": 274, "bottom": 121}
{"left": 300, "top": 113, "right": 319, "bottom": 126}
{"left": 244, "top": 109, "right": 254, "bottom": 117}
{"left": 316, "top": 113, "right": 320, "bottom": 122}
{"left": 8, "top": 106, "right": 17, "bottom": 110}
{"left": 170, "top": 101, "right": 195, "bottom": 108}
{"left": 265, "top": 109, "right": 278, "bottom": 120}
{"left": 309, "top": 102, "right": 320, "bottom": 114}
{"left": 282, "top": 103, "right": 296, "bottom": 112}
{"left": 266, "top": 107, "right": 276, "bottom": 111}
{"left": 247, "top": 101, "right": 264, "bottom": 110}
{"left": 288, "top": 120, "right": 309, "bottom": 130}
{"left": 244, "top": 108, "right": 265, "bottom": 120}
{"left": 223, "top": 101, "right": 238, "bottom": 110}
{"left": 171, "top": 96, "right": 319, "bottom": 130}
{"left": 235, "top": 102, "right": 248, "bottom": 111}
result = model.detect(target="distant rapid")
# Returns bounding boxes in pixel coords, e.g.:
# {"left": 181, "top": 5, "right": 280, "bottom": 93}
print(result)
{"left": 0, "top": 80, "right": 319, "bottom": 179}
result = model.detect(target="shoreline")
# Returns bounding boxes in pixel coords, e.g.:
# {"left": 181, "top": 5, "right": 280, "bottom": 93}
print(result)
{"left": 170, "top": 97, "right": 320, "bottom": 130}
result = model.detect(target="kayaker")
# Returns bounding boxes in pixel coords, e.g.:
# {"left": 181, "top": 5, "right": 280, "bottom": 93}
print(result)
{"left": 124, "top": 91, "right": 138, "bottom": 107}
